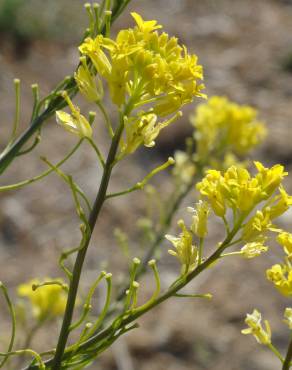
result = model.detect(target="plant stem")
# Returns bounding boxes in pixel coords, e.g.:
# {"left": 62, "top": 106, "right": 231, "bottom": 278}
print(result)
{"left": 51, "top": 117, "right": 124, "bottom": 369}
{"left": 0, "top": 0, "right": 131, "bottom": 176}
{"left": 25, "top": 206, "right": 242, "bottom": 370}
{"left": 0, "top": 85, "right": 76, "bottom": 175}
{"left": 283, "top": 337, "right": 292, "bottom": 370}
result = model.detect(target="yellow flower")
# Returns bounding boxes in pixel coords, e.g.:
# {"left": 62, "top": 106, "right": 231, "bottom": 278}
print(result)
{"left": 222, "top": 166, "right": 263, "bottom": 211}
{"left": 131, "top": 12, "right": 162, "bottom": 33}
{"left": 18, "top": 278, "right": 67, "bottom": 320}
{"left": 166, "top": 220, "right": 197, "bottom": 274}
{"left": 241, "top": 210, "right": 274, "bottom": 242}
{"left": 119, "top": 111, "right": 181, "bottom": 156}
{"left": 266, "top": 264, "right": 292, "bottom": 296}
{"left": 188, "top": 200, "right": 210, "bottom": 238}
{"left": 191, "top": 96, "right": 266, "bottom": 163}
{"left": 75, "top": 57, "right": 103, "bottom": 102}
{"left": 197, "top": 162, "right": 291, "bottom": 228}
{"left": 79, "top": 36, "right": 112, "bottom": 78}
{"left": 283, "top": 308, "right": 292, "bottom": 330}
{"left": 56, "top": 92, "right": 92, "bottom": 138}
{"left": 277, "top": 232, "right": 292, "bottom": 256}
{"left": 196, "top": 169, "right": 226, "bottom": 217}
{"left": 267, "top": 186, "right": 292, "bottom": 220}
{"left": 254, "top": 161, "right": 288, "bottom": 198}
{"left": 240, "top": 241, "right": 268, "bottom": 259}
{"left": 242, "top": 309, "right": 271, "bottom": 345}
{"left": 79, "top": 12, "right": 205, "bottom": 110}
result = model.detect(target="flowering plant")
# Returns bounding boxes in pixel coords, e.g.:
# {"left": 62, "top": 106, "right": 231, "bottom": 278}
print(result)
{"left": 0, "top": 1, "right": 291, "bottom": 369}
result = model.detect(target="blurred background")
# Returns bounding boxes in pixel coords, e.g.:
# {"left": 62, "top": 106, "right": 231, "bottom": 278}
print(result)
{"left": 0, "top": 0, "right": 292, "bottom": 369}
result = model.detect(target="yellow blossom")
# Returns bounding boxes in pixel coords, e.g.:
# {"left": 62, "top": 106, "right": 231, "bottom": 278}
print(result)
{"left": 166, "top": 220, "right": 197, "bottom": 274}
{"left": 254, "top": 161, "right": 288, "bottom": 198}
{"left": 75, "top": 57, "right": 103, "bottom": 102}
{"left": 240, "top": 242, "right": 268, "bottom": 259}
{"left": 79, "top": 12, "right": 205, "bottom": 110}
{"left": 18, "top": 278, "right": 67, "bottom": 320}
{"left": 79, "top": 35, "right": 112, "bottom": 78}
{"left": 196, "top": 169, "right": 226, "bottom": 217}
{"left": 267, "top": 186, "right": 292, "bottom": 220}
{"left": 119, "top": 111, "right": 181, "bottom": 156}
{"left": 197, "top": 162, "right": 291, "bottom": 229}
{"left": 191, "top": 96, "right": 266, "bottom": 163}
{"left": 277, "top": 232, "right": 292, "bottom": 256}
{"left": 131, "top": 12, "right": 162, "bottom": 33}
{"left": 241, "top": 210, "right": 274, "bottom": 242}
{"left": 56, "top": 92, "right": 92, "bottom": 138}
{"left": 187, "top": 200, "right": 210, "bottom": 238}
{"left": 242, "top": 309, "right": 271, "bottom": 345}
{"left": 266, "top": 264, "right": 292, "bottom": 296}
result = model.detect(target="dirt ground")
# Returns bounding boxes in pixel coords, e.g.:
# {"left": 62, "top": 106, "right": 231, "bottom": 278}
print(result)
{"left": 1, "top": 0, "right": 292, "bottom": 369}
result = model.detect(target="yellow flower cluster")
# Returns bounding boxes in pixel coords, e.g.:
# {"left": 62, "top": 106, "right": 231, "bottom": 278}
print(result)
{"left": 197, "top": 162, "right": 288, "bottom": 218}
{"left": 191, "top": 96, "right": 266, "bottom": 164}
{"left": 196, "top": 162, "right": 291, "bottom": 263}
{"left": 18, "top": 279, "right": 67, "bottom": 321}
{"left": 242, "top": 309, "right": 271, "bottom": 345}
{"left": 266, "top": 264, "right": 292, "bottom": 297}
{"left": 266, "top": 232, "right": 292, "bottom": 296}
{"left": 79, "top": 12, "right": 205, "bottom": 111}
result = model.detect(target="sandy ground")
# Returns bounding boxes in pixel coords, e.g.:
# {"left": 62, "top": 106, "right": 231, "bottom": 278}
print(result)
{"left": 1, "top": 0, "right": 292, "bottom": 369}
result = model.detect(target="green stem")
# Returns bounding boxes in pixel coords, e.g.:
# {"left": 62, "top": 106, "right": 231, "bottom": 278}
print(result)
{"left": 0, "top": 283, "right": 16, "bottom": 368}
{"left": 51, "top": 116, "right": 125, "bottom": 370}
{"left": 84, "top": 274, "right": 112, "bottom": 339}
{"left": 283, "top": 337, "right": 292, "bottom": 370}
{"left": 268, "top": 343, "right": 284, "bottom": 364}
{"left": 106, "top": 157, "right": 174, "bottom": 199}
{"left": 23, "top": 212, "right": 242, "bottom": 370}
{"left": 85, "top": 137, "right": 105, "bottom": 168}
{"left": 0, "top": 140, "right": 82, "bottom": 193}
{"left": 0, "top": 80, "right": 77, "bottom": 175}
{"left": 96, "top": 101, "right": 114, "bottom": 138}
{"left": 0, "top": 0, "right": 130, "bottom": 176}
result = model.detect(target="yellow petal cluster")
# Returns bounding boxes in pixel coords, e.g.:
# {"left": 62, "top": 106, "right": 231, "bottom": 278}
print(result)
{"left": 18, "top": 278, "right": 67, "bottom": 320}
{"left": 79, "top": 12, "right": 205, "bottom": 111}
{"left": 197, "top": 162, "right": 288, "bottom": 218}
{"left": 166, "top": 219, "right": 197, "bottom": 274}
{"left": 191, "top": 96, "right": 266, "bottom": 164}
{"left": 266, "top": 264, "right": 292, "bottom": 297}
{"left": 242, "top": 309, "right": 271, "bottom": 345}
{"left": 254, "top": 161, "right": 288, "bottom": 198}
{"left": 277, "top": 232, "right": 292, "bottom": 256}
